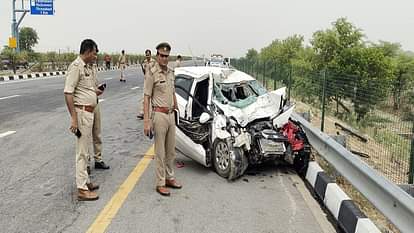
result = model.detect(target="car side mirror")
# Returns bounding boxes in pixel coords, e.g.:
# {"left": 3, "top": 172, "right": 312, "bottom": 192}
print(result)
{"left": 199, "top": 112, "right": 211, "bottom": 124}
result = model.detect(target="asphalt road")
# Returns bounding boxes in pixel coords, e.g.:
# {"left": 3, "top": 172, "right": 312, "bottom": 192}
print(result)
{"left": 0, "top": 62, "right": 337, "bottom": 233}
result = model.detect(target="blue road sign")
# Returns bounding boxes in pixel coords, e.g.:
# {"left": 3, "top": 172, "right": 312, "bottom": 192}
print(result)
{"left": 30, "top": 0, "right": 54, "bottom": 15}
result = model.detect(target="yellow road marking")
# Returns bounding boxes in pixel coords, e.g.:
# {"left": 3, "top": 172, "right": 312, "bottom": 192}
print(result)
{"left": 86, "top": 145, "right": 154, "bottom": 233}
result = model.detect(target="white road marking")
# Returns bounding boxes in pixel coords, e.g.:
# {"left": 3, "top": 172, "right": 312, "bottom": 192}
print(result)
{"left": 0, "top": 131, "right": 16, "bottom": 138}
{"left": 0, "top": 95, "right": 21, "bottom": 100}
{"left": 131, "top": 86, "right": 140, "bottom": 90}
{"left": 99, "top": 99, "right": 105, "bottom": 103}
{"left": 104, "top": 78, "right": 113, "bottom": 80}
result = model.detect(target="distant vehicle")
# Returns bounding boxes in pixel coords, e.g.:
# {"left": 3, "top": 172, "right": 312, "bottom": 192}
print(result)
{"left": 0, "top": 57, "right": 28, "bottom": 70}
{"left": 1, "top": 58, "right": 11, "bottom": 70}
{"left": 206, "top": 54, "right": 230, "bottom": 67}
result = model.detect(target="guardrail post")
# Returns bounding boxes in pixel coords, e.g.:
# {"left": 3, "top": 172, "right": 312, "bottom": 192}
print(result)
{"left": 321, "top": 69, "right": 327, "bottom": 132}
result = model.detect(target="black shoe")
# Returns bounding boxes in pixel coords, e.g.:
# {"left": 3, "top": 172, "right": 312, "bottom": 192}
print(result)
{"left": 95, "top": 161, "right": 110, "bottom": 169}
{"left": 137, "top": 114, "right": 144, "bottom": 119}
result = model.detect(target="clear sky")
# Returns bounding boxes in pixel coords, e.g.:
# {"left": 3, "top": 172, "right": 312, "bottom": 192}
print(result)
{"left": 1, "top": 0, "right": 413, "bottom": 57}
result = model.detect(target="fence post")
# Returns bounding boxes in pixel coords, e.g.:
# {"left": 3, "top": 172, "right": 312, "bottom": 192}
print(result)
{"left": 263, "top": 61, "right": 266, "bottom": 89}
{"left": 409, "top": 118, "right": 414, "bottom": 184}
{"left": 321, "top": 69, "right": 327, "bottom": 132}
{"left": 287, "top": 63, "right": 292, "bottom": 101}
{"left": 273, "top": 63, "right": 277, "bottom": 90}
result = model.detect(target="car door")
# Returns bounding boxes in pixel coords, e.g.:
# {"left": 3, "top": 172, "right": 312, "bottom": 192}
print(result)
{"left": 174, "top": 74, "right": 209, "bottom": 166}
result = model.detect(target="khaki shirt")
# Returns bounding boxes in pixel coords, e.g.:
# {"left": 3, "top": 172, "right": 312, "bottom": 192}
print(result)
{"left": 142, "top": 58, "right": 156, "bottom": 73}
{"left": 175, "top": 60, "right": 181, "bottom": 68}
{"left": 144, "top": 63, "right": 175, "bottom": 109}
{"left": 64, "top": 56, "right": 97, "bottom": 107}
{"left": 119, "top": 54, "right": 127, "bottom": 64}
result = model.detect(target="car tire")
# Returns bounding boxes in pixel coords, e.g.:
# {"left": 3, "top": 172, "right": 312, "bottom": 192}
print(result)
{"left": 212, "top": 139, "right": 231, "bottom": 178}
{"left": 293, "top": 149, "right": 310, "bottom": 177}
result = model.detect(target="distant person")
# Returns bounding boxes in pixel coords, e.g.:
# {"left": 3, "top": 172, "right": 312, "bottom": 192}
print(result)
{"left": 137, "top": 49, "right": 156, "bottom": 119}
{"left": 140, "top": 49, "right": 156, "bottom": 75}
{"left": 174, "top": 55, "right": 182, "bottom": 68}
{"left": 144, "top": 42, "right": 182, "bottom": 196}
{"left": 118, "top": 50, "right": 127, "bottom": 82}
{"left": 63, "top": 39, "right": 100, "bottom": 201}
{"left": 104, "top": 54, "right": 111, "bottom": 70}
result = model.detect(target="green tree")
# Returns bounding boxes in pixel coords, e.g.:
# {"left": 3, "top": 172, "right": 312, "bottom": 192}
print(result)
{"left": 310, "top": 18, "right": 392, "bottom": 121}
{"left": 19, "top": 27, "right": 39, "bottom": 52}
{"left": 261, "top": 35, "right": 304, "bottom": 86}
{"left": 375, "top": 41, "right": 414, "bottom": 109}
{"left": 245, "top": 48, "right": 258, "bottom": 61}
{"left": 1, "top": 46, "right": 30, "bottom": 73}
{"left": 344, "top": 46, "right": 392, "bottom": 120}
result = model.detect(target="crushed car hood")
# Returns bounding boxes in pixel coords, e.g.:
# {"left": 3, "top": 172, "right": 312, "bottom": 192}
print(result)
{"left": 214, "top": 89, "right": 285, "bottom": 127}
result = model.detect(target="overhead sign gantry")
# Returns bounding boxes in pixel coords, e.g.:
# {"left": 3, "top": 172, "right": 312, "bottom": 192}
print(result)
{"left": 10, "top": 0, "right": 54, "bottom": 52}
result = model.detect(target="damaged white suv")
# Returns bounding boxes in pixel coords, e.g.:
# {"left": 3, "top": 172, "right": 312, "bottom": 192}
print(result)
{"left": 174, "top": 66, "right": 310, "bottom": 180}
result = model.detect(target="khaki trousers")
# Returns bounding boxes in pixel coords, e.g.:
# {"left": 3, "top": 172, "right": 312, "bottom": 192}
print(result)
{"left": 92, "top": 103, "right": 103, "bottom": 162}
{"left": 152, "top": 111, "right": 176, "bottom": 187}
{"left": 120, "top": 64, "right": 126, "bottom": 78}
{"left": 75, "top": 108, "right": 94, "bottom": 190}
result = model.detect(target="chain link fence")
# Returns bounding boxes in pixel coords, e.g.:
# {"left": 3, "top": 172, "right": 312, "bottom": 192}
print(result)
{"left": 233, "top": 58, "right": 414, "bottom": 185}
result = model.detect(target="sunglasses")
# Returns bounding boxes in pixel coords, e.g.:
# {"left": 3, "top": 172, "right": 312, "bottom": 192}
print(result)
{"left": 157, "top": 53, "right": 169, "bottom": 58}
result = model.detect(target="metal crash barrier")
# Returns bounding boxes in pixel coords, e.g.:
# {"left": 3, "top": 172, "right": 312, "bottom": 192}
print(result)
{"left": 292, "top": 112, "right": 414, "bottom": 233}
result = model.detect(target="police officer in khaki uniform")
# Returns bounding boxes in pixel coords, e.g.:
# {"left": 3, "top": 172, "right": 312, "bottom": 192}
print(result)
{"left": 174, "top": 55, "right": 182, "bottom": 69}
{"left": 118, "top": 50, "right": 127, "bottom": 82}
{"left": 137, "top": 49, "right": 156, "bottom": 119}
{"left": 144, "top": 42, "right": 182, "bottom": 196}
{"left": 64, "top": 39, "right": 100, "bottom": 201}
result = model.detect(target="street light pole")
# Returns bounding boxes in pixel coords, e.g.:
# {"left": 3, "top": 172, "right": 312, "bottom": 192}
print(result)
{"left": 11, "top": 0, "right": 29, "bottom": 52}
{"left": 12, "top": 0, "right": 17, "bottom": 46}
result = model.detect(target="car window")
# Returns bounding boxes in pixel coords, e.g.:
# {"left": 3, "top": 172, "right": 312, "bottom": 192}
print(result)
{"left": 175, "top": 75, "right": 194, "bottom": 100}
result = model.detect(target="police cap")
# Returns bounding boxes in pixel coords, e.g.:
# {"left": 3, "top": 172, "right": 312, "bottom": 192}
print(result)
{"left": 156, "top": 42, "right": 171, "bottom": 52}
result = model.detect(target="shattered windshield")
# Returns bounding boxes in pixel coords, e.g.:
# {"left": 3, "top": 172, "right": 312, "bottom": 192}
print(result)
{"left": 214, "top": 80, "right": 267, "bottom": 108}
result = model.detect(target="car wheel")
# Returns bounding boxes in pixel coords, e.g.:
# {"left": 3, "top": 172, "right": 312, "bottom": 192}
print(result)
{"left": 293, "top": 149, "right": 310, "bottom": 177}
{"left": 213, "top": 139, "right": 231, "bottom": 178}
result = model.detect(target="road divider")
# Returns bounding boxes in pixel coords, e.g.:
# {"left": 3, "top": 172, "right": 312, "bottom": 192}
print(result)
{"left": 0, "top": 64, "right": 139, "bottom": 83}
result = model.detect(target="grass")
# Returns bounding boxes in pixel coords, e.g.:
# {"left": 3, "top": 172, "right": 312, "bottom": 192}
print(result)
{"left": 373, "top": 129, "right": 411, "bottom": 160}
